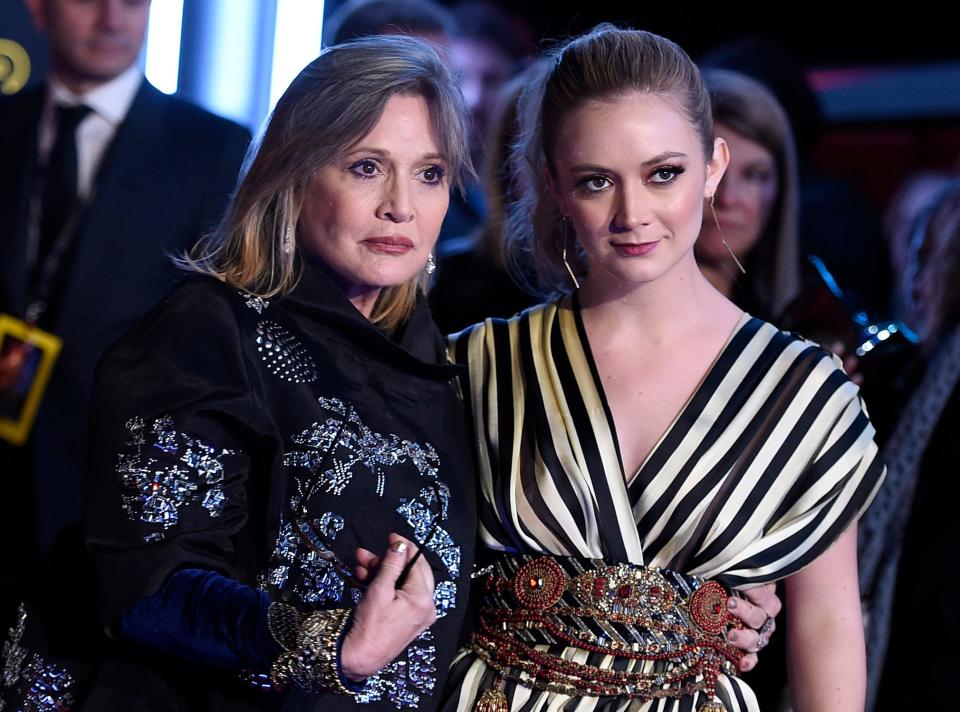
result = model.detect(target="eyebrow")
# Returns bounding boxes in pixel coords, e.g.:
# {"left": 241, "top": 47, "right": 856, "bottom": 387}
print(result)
{"left": 569, "top": 151, "right": 689, "bottom": 172}
{"left": 346, "top": 146, "right": 448, "bottom": 163}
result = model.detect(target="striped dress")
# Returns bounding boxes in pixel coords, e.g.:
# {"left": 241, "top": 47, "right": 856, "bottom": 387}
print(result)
{"left": 442, "top": 298, "right": 885, "bottom": 712}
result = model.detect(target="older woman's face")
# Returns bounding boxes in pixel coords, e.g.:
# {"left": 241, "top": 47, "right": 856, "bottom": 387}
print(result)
{"left": 698, "top": 123, "right": 778, "bottom": 265}
{"left": 298, "top": 94, "right": 450, "bottom": 304}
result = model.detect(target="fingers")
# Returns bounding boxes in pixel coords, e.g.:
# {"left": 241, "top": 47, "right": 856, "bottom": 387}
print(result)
{"left": 366, "top": 535, "right": 417, "bottom": 599}
{"left": 743, "top": 582, "right": 782, "bottom": 618}
{"left": 726, "top": 594, "right": 768, "bottom": 630}
{"left": 738, "top": 652, "right": 758, "bottom": 672}
{"left": 354, "top": 547, "right": 381, "bottom": 582}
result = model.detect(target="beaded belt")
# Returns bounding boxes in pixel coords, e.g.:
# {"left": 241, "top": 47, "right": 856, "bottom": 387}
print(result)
{"left": 469, "top": 553, "right": 743, "bottom": 712}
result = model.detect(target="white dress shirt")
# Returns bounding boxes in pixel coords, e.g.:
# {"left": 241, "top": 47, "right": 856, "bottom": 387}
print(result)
{"left": 38, "top": 64, "right": 143, "bottom": 200}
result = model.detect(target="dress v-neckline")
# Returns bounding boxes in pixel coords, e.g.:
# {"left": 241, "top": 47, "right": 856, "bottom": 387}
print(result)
{"left": 570, "top": 293, "right": 752, "bottom": 491}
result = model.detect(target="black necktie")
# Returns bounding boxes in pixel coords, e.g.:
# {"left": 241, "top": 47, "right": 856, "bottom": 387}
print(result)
{"left": 38, "top": 103, "right": 92, "bottom": 270}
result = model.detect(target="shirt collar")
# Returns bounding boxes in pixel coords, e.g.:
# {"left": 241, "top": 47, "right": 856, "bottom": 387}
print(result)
{"left": 47, "top": 64, "right": 143, "bottom": 126}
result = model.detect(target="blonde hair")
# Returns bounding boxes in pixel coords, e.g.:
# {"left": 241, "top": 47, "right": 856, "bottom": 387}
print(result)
{"left": 702, "top": 69, "right": 802, "bottom": 320}
{"left": 186, "top": 34, "right": 471, "bottom": 332}
{"left": 505, "top": 25, "right": 715, "bottom": 297}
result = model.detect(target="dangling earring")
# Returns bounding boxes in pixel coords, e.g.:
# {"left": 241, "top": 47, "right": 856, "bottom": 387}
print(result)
{"left": 282, "top": 223, "right": 295, "bottom": 255}
{"left": 560, "top": 216, "right": 581, "bottom": 290}
{"left": 425, "top": 252, "right": 436, "bottom": 275}
{"left": 708, "top": 194, "right": 746, "bottom": 274}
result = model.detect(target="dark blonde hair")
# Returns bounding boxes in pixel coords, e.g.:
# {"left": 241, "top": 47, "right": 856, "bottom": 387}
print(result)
{"left": 505, "top": 25, "right": 714, "bottom": 297}
{"left": 187, "top": 34, "right": 471, "bottom": 332}
{"left": 702, "top": 69, "right": 802, "bottom": 320}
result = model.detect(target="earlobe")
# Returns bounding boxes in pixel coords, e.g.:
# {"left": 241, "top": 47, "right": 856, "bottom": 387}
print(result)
{"left": 705, "top": 137, "right": 730, "bottom": 198}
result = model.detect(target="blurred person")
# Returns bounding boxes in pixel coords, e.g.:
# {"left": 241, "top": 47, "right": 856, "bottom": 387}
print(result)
{"left": 324, "top": 0, "right": 455, "bottom": 48}
{"left": 438, "top": 1, "right": 532, "bottom": 243}
{"left": 0, "top": 0, "right": 250, "bottom": 571}
{"left": 429, "top": 60, "right": 545, "bottom": 333}
{"left": 701, "top": 38, "right": 893, "bottom": 317}
{"left": 859, "top": 181, "right": 960, "bottom": 711}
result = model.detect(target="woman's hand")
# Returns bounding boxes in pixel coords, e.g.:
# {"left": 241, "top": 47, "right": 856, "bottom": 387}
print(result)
{"left": 725, "top": 582, "right": 782, "bottom": 672}
{"left": 340, "top": 534, "right": 436, "bottom": 681}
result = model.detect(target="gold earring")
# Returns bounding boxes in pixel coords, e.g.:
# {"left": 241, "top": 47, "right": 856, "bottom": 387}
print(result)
{"left": 708, "top": 194, "right": 746, "bottom": 274}
{"left": 560, "top": 216, "right": 581, "bottom": 290}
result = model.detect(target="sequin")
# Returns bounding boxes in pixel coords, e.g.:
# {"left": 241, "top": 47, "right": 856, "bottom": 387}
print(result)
{"left": 0, "top": 603, "right": 76, "bottom": 712}
{"left": 259, "top": 518, "right": 346, "bottom": 605}
{"left": 355, "top": 631, "right": 437, "bottom": 709}
{"left": 116, "top": 416, "right": 236, "bottom": 542}
{"left": 396, "top": 498, "right": 461, "bottom": 578}
{"left": 239, "top": 291, "right": 269, "bottom": 314}
{"left": 255, "top": 320, "right": 318, "bottom": 383}
{"left": 433, "top": 580, "right": 457, "bottom": 619}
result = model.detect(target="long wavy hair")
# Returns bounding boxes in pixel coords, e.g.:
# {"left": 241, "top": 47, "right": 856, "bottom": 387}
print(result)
{"left": 186, "top": 35, "right": 471, "bottom": 332}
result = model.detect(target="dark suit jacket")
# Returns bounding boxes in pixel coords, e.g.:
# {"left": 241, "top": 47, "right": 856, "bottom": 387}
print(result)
{"left": 0, "top": 79, "right": 251, "bottom": 560}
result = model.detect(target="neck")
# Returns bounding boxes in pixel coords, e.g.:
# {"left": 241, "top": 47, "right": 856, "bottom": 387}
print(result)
{"left": 698, "top": 260, "right": 740, "bottom": 300}
{"left": 578, "top": 254, "right": 728, "bottom": 343}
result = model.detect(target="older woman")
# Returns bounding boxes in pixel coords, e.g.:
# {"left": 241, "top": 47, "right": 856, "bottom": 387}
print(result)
{"left": 0, "top": 36, "right": 472, "bottom": 711}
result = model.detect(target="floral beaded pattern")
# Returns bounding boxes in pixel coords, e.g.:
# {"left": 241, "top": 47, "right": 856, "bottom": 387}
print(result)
{"left": 114, "top": 416, "right": 238, "bottom": 542}
{"left": 0, "top": 603, "right": 77, "bottom": 712}
{"left": 258, "top": 396, "right": 462, "bottom": 707}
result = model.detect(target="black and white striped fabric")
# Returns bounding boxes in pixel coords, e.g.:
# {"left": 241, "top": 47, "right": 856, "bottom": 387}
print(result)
{"left": 443, "top": 298, "right": 885, "bottom": 712}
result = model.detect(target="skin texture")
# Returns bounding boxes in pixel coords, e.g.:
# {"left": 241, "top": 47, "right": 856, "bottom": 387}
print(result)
{"left": 26, "top": 0, "right": 151, "bottom": 94}
{"left": 547, "top": 90, "right": 866, "bottom": 702}
{"left": 297, "top": 93, "right": 450, "bottom": 318}
{"left": 785, "top": 527, "right": 866, "bottom": 711}
{"left": 698, "top": 123, "right": 779, "bottom": 273}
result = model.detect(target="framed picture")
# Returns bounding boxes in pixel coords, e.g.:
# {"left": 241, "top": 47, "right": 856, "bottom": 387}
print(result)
{"left": 0, "top": 314, "right": 61, "bottom": 446}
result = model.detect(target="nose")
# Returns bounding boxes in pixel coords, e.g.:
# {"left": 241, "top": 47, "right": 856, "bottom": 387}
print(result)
{"left": 377, "top": 176, "right": 414, "bottom": 223}
{"left": 98, "top": 0, "right": 127, "bottom": 30}
{"left": 610, "top": 181, "right": 652, "bottom": 234}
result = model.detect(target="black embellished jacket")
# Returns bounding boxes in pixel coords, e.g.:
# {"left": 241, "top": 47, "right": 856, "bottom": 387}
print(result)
{"left": 80, "top": 265, "right": 477, "bottom": 710}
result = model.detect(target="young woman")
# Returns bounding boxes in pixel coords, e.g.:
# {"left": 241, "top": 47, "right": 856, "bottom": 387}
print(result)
{"left": 442, "top": 26, "right": 883, "bottom": 712}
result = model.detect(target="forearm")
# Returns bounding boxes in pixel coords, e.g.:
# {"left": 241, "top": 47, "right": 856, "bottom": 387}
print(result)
{"left": 119, "top": 568, "right": 280, "bottom": 670}
{"left": 785, "top": 526, "right": 866, "bottom": 712}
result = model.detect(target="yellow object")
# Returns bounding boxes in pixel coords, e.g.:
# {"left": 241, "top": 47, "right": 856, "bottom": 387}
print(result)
{"left": 0, "top": 314, "right": 61, "bottom": 446}
{"left": 474, "top": 688, "right": 508, "bottom": 712}
{"left": 0, "top": 39, "right": 31, "bottom": 95}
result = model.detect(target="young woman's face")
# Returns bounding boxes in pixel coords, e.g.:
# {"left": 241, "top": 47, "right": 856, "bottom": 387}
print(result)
{"left": 549, "top": 91, "right": 726, "bottom": 290}
{"left": 698, "top": 123, "right": 779, "bottom": 265}
{"left": 297, "top": 93, "right": 450, "bottom": 302}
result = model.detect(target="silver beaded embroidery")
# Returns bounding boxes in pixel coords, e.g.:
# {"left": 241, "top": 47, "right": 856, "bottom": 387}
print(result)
{"left": 255, "top": 320, "right": 318, "bottom": 383}
{"left": 259, "top": 514, "right": 346, "bottom": 605}
{"left": 396, "top": 498, "right": 461, "bottom": 578}
{"left": 258, "top": 396, "right": 460, "bottom": 704}
{"left": 238, "top": 290, "right": 269, "bottom": 314}
{"left": 0, "top": 603, "right": 76, "bottom": 712}
{"left": 115, "top": 416, "right": 236, "bottom": 542}
{"left": 355, "top": 630, "right": 437, "bottom": 709}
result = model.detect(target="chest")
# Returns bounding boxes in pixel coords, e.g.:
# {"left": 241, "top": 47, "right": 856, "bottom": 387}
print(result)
{"left": 594, "top": 344, "right": 723, "bottom": 481}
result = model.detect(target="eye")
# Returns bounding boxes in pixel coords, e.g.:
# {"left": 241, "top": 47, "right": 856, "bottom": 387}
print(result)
{"left": 744, "top": 166, "right": 774, "bottom": 184}
{"left": 649, "top": 165, "right": 685, "bottom": 184}
{"left": 419, "top": 165, "right": 447, "bottom": 185}
{"left": 350, "top": 159, "right": 381, "bottom": 179}
{"left": 577, "top": 175, "right": 612, "bottom": 193}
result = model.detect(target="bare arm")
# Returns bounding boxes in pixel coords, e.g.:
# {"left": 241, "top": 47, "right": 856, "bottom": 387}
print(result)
{"left": 785, "top": 525, "right": 865, "bottom": 712}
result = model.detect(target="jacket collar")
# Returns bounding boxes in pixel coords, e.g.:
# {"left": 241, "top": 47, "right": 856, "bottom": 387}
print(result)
{"left": 280, "top": 260, "right": 461, "bottom": 379}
